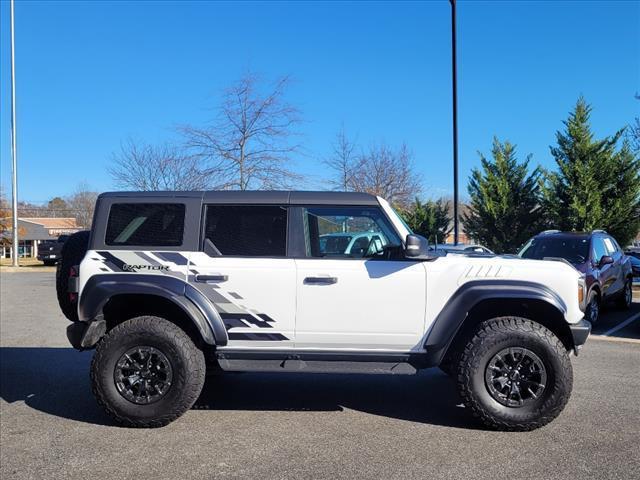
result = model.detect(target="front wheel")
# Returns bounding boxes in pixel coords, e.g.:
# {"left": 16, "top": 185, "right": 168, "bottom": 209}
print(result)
{"left": 456, "top": 317, "right": 573, "bottom": 431}
{"left": 91, "top": 316, "right": 206, "bottom": 428}
{"left": 585, "top": 292, "right": 600, "bottom": 324}
{"left": 617, "top": 279, "right": 633, "bottom": 310}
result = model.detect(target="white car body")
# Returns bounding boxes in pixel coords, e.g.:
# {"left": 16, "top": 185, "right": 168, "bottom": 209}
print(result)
{"left": 77, "top": 193, "right": 584, "bottom": 353}
{"left": 67, "top": 190, "right": 591, "bottom": 430}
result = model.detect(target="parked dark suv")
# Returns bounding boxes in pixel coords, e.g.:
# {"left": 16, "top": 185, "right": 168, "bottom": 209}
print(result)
{"left": 519, "top": 230, "right": 633, "bottom": 323}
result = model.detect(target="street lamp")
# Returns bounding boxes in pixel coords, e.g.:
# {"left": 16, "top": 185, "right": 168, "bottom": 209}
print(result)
{"left": 10, "top": 0, "right": 19, "bottom": 266}
{"left": 450, "top": 0, "right": 459, "bottom": 245}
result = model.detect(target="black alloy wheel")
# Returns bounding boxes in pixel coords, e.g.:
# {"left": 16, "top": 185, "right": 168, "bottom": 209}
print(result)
{"left": 114, "top": 346, "right": 173, "bottom": 405}
{"left": 586, "top": 295, "right": 600, "bottom": 324}
{"left": 484, "top": 347, "right": 547, "bottom": 407}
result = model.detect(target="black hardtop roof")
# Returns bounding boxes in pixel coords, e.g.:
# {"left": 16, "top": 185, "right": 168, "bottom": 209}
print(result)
{"left": 98, "top": 190, "right": 380, "bottom": 206}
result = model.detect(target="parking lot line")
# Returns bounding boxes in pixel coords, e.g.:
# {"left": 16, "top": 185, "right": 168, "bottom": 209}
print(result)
{"left": 601, "top": 311, "right": 640, "bottom": 337}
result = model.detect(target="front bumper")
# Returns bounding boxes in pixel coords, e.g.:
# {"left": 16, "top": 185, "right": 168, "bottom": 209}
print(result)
{"left": 570, "top": 319, "right": 592, "bottom": 354}
{"left": 66, "top": 319, "right": 105, "bottom": 350}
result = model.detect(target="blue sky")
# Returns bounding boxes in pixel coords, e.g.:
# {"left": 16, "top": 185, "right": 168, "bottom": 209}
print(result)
{"left": 1, "top": 0, "right": 638, "bottom": 204}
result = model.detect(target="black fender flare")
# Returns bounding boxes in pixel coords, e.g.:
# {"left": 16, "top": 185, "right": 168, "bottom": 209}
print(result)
{"left": 424, "top": 279, "right": 568, "bottom": 364}
{"left": 79, "top": 274, "right": 228, "bottom": 346}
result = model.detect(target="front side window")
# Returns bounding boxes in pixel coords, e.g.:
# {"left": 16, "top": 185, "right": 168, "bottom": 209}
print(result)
{"left": 303, "top": 206, "right": 401, "bottom": 258}
{"left": 204, "top": 205, "right": 287, "bottom": 256}
{"left": 603, "top": 237, "right": 617, "bottom": 255}
{"left": 592, "top": 238, "right": 608, "bottom": 263}
{"left": 106, "top": 203, "right": 185, "bottom": 246}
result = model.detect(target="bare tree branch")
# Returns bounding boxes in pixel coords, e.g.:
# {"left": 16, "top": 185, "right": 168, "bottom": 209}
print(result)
{"left": 180, "top": 72, "right": 302, "bottom": 190}
{"left": 65, "top": 182, "right": 99, "bottom": 229}
{"left": 350, "top": 143, "right": 422, "bottom": 209}
{"left": 109, "top": 139, "right": 211, "bottom": 191}
{"left": 324, "top": 126, "right": 359, "bottom": 191}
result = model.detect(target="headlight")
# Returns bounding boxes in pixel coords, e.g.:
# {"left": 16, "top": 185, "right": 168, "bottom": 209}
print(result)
{"left": 578, "top": 277, "right": 587, "bottom": 312}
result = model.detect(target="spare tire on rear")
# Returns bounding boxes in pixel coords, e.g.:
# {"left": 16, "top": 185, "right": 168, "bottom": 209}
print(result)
{"left": 56, "top": 230, "right": 90, "bottom": 322}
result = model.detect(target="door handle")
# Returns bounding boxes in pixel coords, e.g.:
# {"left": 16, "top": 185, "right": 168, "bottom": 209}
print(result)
{"left": 304, "top": 276, "right": 337, "bottom": 285}
{"left": 195, "top": 274, "right": 228, "bottom": 283}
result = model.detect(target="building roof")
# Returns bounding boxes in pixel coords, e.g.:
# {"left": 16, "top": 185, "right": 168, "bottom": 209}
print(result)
{"left": 20, "top": 217, "right": 79, "bottom": 229}
{"left": 0, "top": 217, "right": 82, "bottom": 242}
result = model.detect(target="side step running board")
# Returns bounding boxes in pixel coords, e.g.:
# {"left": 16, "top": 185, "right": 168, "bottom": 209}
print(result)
{"left": 214, "top": 350, "right": 430, "bottom": 375}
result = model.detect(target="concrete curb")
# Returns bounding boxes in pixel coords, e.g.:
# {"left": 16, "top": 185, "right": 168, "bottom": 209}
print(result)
{"left": 0, "top": 267, "right": 56, "bottom": 273}
{"left": 589, "top": 335, "right": 640, "bottom": 345}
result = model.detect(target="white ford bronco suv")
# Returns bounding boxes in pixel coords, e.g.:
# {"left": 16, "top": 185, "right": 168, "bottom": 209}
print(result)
{"left": 58, "top": 191, "right": 591, "bottom": 430}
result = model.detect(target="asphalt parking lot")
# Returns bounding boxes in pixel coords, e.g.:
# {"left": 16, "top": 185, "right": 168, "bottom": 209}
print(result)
{"left": 1, "top": 272, "right": 639, "bottom": 480}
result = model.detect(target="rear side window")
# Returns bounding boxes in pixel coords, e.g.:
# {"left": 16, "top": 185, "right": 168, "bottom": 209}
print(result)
{"left": 106, "top": 203, "right": 185, "bottom": 246}
{"left": 204, "top": 205, "right": 287, "bottom": 256}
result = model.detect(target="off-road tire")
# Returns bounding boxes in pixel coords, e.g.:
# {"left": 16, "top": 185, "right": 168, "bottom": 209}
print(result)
{"left": 457, "top": 316, "right": 572, "bottom": 431}
{"left": 617, "top": 279, "right": 633, "bottom": 310}
{"left": 91, "top": 316, "right": 206, "bottom": 428}
{"left": 56, "top": 230, "right": 90, "bottom": 322}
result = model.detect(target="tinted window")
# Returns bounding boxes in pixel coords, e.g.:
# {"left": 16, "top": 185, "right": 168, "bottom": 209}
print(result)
{"left": 304, "top": 207, "right": 400, "bottom": 258}
{"left": 592, "top": 238, "right": 608, "bottom": 262}
{"left": 204, "top": 205, "right": 287, "bottom": 256}
{"left": 519, "top": 236, "right": 590, "bottom": 265}
{"left": 603, "top": 237, "right": 617, "bottom": 255}
{"left": 106, "top": 203, "right": 185, "bottom": 246}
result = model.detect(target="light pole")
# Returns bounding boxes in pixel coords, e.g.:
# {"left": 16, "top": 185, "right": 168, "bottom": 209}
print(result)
{"left": 450, "top": 0, "right": 459, "bottom": 245}
{"left": 10, "top": 0, "right": 19, "bottom": 266}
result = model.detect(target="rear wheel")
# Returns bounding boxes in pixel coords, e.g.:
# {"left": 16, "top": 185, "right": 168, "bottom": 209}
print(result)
{"left": 617, "top": 279, "right": 633, "bottom": 310}
{"left": 457, "top": 317, "right": 572, "bottom": 431}
{"left": 56, "top": 231, "right": 89, "bottom": 322}
{"left": 91, "top": 316, "right": 206, "bottom": 428}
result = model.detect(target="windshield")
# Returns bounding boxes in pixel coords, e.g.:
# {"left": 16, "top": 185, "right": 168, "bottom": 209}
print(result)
{"left": 376, "top": 196, "right": 412, "bottom": 239}
{"left": 519, "top": 236, "right": 590, "bottom": 265}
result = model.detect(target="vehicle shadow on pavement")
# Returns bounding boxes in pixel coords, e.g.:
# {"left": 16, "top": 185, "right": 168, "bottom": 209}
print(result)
{"left": 195, "top": 369, "right": 481, "bottom": 429}
{"left": 0, "top": 347, "right": 112, "bottom": 426}
{"left": 0, "top": 347, "right": 480, "bottom": 429}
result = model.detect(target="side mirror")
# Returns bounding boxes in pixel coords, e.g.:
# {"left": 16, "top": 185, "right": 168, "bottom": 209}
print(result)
{"left": 599, "top": 255, "right": 614, "bottom": 268}
{"left": 405, "top": 234, "right": 430, "bottom": 258}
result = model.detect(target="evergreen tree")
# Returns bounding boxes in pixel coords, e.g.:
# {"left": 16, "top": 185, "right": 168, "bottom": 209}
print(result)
{"left": 600, "top": 141, "right": 640, "bottom": 245}
{"left": 47, "top": 197, "right": 68, "bottom": 217}
{"left": 463, "top": 137, "right": 543, "bottom": 253}
{"left": 543, "top": 97, "right": 639, "bottom": 245}
{"left": 542, "top": 97, "right": 621, "bottom": 232}
{"left": 402, "top": 198, "right": 451, "bottom": 243}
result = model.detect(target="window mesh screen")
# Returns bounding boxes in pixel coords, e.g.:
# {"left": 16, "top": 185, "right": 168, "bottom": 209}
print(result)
{"left": 106, "top": 203, "right": 185, "bottom": 246}
{"left": 204, "top": 205, "right": 287, "bottom": 256}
